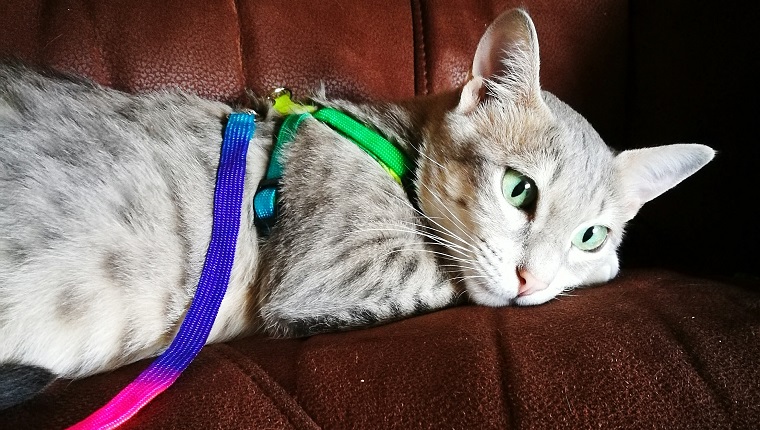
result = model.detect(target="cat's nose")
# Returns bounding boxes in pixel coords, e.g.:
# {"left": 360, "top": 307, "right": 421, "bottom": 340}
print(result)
{"left": 516, "top": 268, "right": 548, "bottom": 297}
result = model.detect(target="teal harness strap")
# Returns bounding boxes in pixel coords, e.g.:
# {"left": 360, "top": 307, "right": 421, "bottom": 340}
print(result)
{"left": 253, "top": 113, "right": 309, "bottom": 234}
{"left": 269, "top": 113, "right": 311, "bottom": 179}
{"left": 252, "top": 103, "right": 412, "bottom": 236}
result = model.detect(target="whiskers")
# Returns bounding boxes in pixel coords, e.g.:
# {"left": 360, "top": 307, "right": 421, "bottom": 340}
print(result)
{"left": 348, "top": 181, "right": 484, "bottom": 287}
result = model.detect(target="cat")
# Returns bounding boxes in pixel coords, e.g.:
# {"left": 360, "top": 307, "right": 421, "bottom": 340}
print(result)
{"left": 0, "top": 9, "right": 713, "bottom": 410}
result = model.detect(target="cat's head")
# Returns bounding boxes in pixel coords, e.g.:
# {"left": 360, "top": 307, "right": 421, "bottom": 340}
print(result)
{"left": 417, "top": 9, "right": 714, "bottom": 306}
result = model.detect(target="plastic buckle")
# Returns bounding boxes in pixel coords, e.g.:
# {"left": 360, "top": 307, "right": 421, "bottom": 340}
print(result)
{"left": 253, "top": 178, "right": 281, "bottom": 236}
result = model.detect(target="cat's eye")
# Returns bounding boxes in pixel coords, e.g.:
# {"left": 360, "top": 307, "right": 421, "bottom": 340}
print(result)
{"left": 502, "top": 169, "right": 537, "bottom": 209}
{"left": 572, "top": 225, "right": 609, "bottom": 252}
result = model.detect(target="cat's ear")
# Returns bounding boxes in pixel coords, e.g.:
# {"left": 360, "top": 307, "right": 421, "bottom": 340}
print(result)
{"left": 615, "top": 144, "right": 715, "bottom": 220}
{"left": 458, "top": 9, "right": 541, "bottom": 114}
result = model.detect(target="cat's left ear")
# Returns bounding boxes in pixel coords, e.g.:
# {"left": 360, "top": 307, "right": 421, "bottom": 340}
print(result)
{"left": 458, "top": 8, "right": 541, "bottom": 113}
{"left": 615, "top": 144, "right": 715, "bottom": 220}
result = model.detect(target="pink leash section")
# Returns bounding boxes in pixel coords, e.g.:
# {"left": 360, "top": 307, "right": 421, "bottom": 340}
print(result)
{"left": 68, "top": 112, "right": 256, "bottom": 429}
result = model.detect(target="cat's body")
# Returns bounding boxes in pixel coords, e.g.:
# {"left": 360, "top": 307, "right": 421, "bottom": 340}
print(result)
{"left": 0, "top": 10, "right": 714, "bottom": 409}
{"left": 0, "top": 65, "right": 266, "bottom": 378}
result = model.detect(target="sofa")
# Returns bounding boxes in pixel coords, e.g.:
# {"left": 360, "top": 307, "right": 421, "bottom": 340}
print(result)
{"left": 1, "top": 0, "right": 758, "bottom": 428}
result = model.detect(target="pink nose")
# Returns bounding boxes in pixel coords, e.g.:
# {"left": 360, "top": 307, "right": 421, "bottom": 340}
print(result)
{"left": 517, "top": 268, "right": 549, "bottom": 297}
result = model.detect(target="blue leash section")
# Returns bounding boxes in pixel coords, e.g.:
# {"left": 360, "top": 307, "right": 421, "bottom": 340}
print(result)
{"left": 69, "top": 112, "right": 256, "bottom": 429}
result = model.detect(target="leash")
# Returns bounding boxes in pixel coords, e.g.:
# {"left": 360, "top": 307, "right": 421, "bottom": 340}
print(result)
{"left": 68, "top": 112, "right": 256, "bottom": 429}
{"left": 69, "top": 89, "right": 409, "bottom": 428}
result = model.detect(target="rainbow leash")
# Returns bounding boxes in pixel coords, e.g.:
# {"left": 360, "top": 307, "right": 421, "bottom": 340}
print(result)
{"left": 68, "top": 112, "right": 256, "bottom": 430}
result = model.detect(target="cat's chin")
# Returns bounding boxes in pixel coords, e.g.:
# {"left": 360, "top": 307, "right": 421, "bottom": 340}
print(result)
{"left": 464, "top": 278, "right": 518, "bottom": 307}
{"left": 512, "top": 287, "right": 562, "bottom": 306}
{"left": 465, "top": 276, "right": 562, "bottom": 307}
{"left": 468, "top": 285, "right": 562, "bottom": 307}
{"left": 467, "top": 288, "right": 515, "bottom": 307}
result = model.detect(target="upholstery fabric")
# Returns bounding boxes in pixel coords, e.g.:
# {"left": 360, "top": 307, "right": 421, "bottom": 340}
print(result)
{"left": 3, "top": 271, "right": 759, "bottom": 429}
{"left": 1, "top": 0, "right": 758, "bottom": 428}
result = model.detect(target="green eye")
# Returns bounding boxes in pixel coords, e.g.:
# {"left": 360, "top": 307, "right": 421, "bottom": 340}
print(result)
{"left": 572, "top": 225, "right": 609, "bottom": 251}
{"left": 502, "top": 169, "right": 537, "bottom": 209}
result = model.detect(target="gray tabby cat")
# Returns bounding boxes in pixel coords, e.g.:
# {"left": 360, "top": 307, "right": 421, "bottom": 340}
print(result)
{"left": 0, "top": 9, "right": 713, "bottom": 409}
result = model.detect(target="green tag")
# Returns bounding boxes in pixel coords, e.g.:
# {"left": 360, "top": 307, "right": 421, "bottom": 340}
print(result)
{"left": 270, "top": 88, "right": 317, "bottom": 115}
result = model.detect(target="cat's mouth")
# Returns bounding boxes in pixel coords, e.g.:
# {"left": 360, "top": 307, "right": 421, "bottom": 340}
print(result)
{"left": 465, "top": 273, "right": 561, "bottom": 307}
{"left": 461, "top": 260, "right": 559, "bottom": 307}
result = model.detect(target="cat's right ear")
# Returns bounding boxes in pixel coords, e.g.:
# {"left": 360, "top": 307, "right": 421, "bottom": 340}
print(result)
{"left": 615, "top": 144, "right": 715, "bottom": 220}
{"left": 458, "top": 9, "right": 542, "bottom": 114}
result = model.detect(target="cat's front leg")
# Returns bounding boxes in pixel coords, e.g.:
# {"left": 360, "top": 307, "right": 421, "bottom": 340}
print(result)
{"left": 252, "top": 119, "right": 460, "bottom": 337}
{"left": 257, "top": 220, "right": 459, "bottom": 337}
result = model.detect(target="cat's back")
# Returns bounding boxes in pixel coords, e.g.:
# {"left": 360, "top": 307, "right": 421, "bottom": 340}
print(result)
{"left": 0, "top": 63, "right": 243, "bottom": 377}
{"left": 1, "top": 63, "right": 149, "bottom": 224}
{"left": 0, "top": 62, "right": 230, "bottom": 165}
{"left": 0, "top": 62, "right": 228, "bottom": 271}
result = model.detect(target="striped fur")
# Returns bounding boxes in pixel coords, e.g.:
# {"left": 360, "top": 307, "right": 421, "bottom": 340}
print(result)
{"left": 0, "top": 9, "right": 713, "bottom": 408}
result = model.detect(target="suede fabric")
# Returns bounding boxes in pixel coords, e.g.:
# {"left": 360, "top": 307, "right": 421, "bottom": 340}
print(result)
{"left": 1, "top": 0, "right": 758, "bottom": 428}
{"left": 2, "top": 271, "right": 758, "bottom": 429}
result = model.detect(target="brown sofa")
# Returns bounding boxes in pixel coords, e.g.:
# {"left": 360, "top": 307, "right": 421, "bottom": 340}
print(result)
{"left": 1, "top": 0, "right": 758, "bottom": 428}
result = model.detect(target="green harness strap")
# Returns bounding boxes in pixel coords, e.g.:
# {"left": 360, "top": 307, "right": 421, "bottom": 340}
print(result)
{"left": 253, "top": 90, "right": 412, "bottom": 234}
{"left": 312, "top": 108, "right": 409, "bottom": 184}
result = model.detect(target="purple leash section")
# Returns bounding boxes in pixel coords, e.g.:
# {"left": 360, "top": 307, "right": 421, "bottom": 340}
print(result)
{"left": 69, "top": 112, "right": 256, "bottom": 429}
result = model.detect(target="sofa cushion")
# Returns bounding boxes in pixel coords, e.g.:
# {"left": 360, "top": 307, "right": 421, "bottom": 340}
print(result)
{"left": 1, "top": 0, "right": 758, "bottom": 428}
{"left": 2, "top": 270, "right": 758, "bottom": 428}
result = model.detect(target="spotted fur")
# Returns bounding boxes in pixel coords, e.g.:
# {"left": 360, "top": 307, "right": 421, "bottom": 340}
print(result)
{"left": 0, "top": 9, "right": 713, "bottom": 408}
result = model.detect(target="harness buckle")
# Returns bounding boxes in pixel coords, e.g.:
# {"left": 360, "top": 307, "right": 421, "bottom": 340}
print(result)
{"left": 253, "top": 178, "right": 281, "bottom": 235}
